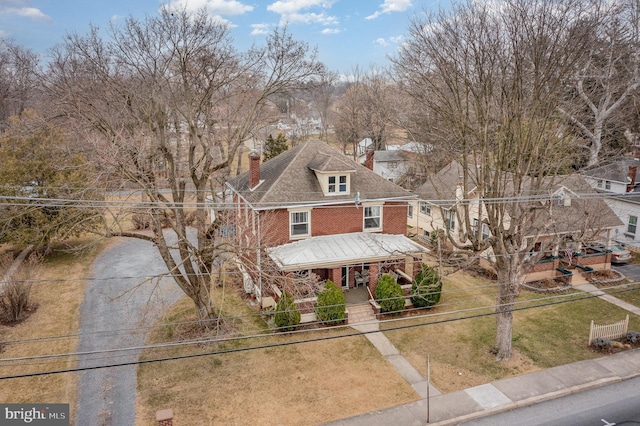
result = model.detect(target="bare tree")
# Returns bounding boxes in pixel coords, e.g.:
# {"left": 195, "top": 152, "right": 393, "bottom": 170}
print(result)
{"left": 333, "top": 67, "right": 397, "bottom": 158}
{"left": 308, "top": 68, "right": 339, "bottom": 141}
{"left": 393, "top": 0, "right": 595, "bottom": 360}
{"left": 559, "top": 0, "right": 640, "bottom": 166}
{"left": 0, "top": 40, "right": 40, "bottom": 127}
{"left": 44, "top": 7, "right": 322, "bottom": 322}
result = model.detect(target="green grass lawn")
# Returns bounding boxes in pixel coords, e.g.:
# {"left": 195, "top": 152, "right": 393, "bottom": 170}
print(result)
{"left": 380, "top": 270, "right": 640, "bottom": 393}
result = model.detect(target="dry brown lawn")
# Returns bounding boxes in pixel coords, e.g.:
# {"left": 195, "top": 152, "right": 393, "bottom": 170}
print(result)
{"left": 0, "top": 238, "right": 107, "bottom": 419}
{"left": 135, "top": 287, "right": 419, "bottom": 426}
{"left": 382, "top": 269, "right": 640, "bottom": 393}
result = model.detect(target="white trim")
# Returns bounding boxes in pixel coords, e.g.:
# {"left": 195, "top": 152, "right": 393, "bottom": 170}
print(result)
{"left": 363, "top": 204, "right": 383, "bottom": 232}
{"left": 289, "top": 208, "right": 311, "bottom": 239}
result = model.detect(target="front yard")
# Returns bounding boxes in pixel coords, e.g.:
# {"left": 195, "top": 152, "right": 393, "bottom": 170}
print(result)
{"left": 135, "top": 267, "right": 640, "bottom": 424}
{"left": 0, "top": 238, "right": 108, "bottom": 420}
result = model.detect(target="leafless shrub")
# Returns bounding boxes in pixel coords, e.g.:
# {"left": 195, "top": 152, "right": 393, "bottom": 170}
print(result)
{"left": 0, "top": 253, "right": 40, "bottom": 324}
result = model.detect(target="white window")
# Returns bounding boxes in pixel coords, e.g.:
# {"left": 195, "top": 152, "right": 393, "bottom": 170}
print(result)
{"left": 407, "top": 205, "right": 414, "bottom": 218}
{"left": 597, "top": 180, "right": 603, "bottom": 188}
{"left": 290, "top": 211, "right": 310, "bottom": 237}
{"left": 364, "top": 205, "right": 382, "bottom": 230}
{"left": 444, "top": 209, "right": 455, "bottom": 231}
{"left": 605, "top": 181, "right": 611, "bottom": 190}
{"left": 328, "top": 175, "right": 348, "bottom": 194}
{"left": 628, "top": 215, "right": 637, "bottom": 236}
{"left": 420, "top": 202, "right": 431, "bottom": 215}
{"left": 481, "top": 223, "right": 490, "bottom": 240}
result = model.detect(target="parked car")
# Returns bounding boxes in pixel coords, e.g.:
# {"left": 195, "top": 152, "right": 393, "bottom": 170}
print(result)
{"left": 587, "top": 242, "right": 632, "bottom": 264}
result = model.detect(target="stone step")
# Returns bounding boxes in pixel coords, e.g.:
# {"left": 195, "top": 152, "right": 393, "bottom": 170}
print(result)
{"left": 348, "top": 303, "right": 376, "bottom": 324}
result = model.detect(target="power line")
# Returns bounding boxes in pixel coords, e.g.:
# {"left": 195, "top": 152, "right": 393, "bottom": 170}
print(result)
{"left": 0, "top": 284, "right": 630, "bottom": 380}
{"left": 0, "top": 284, "right": 638, "bottom": 379}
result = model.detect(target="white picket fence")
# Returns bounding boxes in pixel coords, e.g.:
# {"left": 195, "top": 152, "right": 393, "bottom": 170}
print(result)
{"left": 588, "top": 315, "right": 629, "bottom": 345}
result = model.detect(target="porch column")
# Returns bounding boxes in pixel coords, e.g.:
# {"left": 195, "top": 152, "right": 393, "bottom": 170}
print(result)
{"left": 368, "top": 262, "right": 380, "bottom": 294}
{"left": 405, "top": 256, "right": 415, "bottom": 278}
{"left": 330, "top": 267, "right": 342, "bottom": 286}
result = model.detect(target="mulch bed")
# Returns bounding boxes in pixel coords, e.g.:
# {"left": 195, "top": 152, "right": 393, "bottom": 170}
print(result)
{"left": 523, "top": 279, "right": 572, "bottom": 294}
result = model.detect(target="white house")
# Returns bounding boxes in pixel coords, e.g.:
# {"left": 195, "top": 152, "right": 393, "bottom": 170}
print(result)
{"left": 582, "top": 157, "right": 640, "bottom": 247}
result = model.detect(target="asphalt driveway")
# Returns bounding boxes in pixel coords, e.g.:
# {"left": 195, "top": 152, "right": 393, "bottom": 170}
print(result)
{"left": 75, "top": 233, "right": 185, "bottom": 426}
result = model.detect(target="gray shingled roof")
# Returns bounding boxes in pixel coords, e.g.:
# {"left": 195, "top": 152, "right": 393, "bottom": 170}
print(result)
{"left": 226, "top": 139, "right": 413, "bottom": 208}
{"left": 374, "top": 150, "right": 407, "bottom": 162}
{"left": 582, "top": 158, "right": 640, "bottom": 183}
{"left": 414, "top": 160, "right": 621, "bottom": 234}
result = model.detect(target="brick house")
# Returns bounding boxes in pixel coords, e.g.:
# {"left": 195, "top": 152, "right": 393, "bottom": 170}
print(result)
{"left": 225, "top": 139, "right": 428, "bottom": 304}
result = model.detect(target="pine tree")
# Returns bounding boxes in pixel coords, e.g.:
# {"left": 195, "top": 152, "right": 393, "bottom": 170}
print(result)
{"left": 263, "top": 133, "right": 288, "bottom": 161}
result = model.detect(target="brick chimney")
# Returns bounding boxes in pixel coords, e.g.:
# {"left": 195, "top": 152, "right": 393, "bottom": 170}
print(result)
{"left": 365, "top": 148, "right": 374, "bottom": 170}
{"left": 249, "top": 150, "right": 261, "bottom": 189}
{"left": 156, "top": 409, "right": 173, "bottom": 426}
{"left": 627, "top": 164, "right": 638, "bottom": 192}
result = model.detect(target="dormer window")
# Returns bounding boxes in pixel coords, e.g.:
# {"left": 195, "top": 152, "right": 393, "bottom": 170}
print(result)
{"left": 328, "top": 175, "right": 348, "bottom": 193}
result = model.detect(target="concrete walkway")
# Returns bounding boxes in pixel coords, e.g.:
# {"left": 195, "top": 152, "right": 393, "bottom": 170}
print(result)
{"left": 326, "top": 274, "right": 640, "bottom": 425}
{"left": 574, "top": 282, "right": 640, "bottom": 316}
{"left": 352, "top": 321, "right": 441, "bottom": 399}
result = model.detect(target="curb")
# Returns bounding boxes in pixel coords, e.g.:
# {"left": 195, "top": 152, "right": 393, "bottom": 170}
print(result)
{"left": 428, "top": 376, "right": 625, "bottom": 425}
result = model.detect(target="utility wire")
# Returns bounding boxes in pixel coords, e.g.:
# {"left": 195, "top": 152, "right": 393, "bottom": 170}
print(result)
{"left": 1, "top": 285, "right": 636, "bottom": 380}
{"left": 0, "top": 283, "right": 637, "bottom": 377}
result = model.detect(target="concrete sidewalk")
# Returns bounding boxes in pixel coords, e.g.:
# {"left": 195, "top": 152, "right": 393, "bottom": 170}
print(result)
{"left": 325, "top": 347, "right": 640, "bottom": 425}
{"left": 326, "top": 278, "right": 640, "bottom": 426}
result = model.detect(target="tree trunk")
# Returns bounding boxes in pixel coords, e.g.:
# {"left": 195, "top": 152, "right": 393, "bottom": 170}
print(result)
{"left": 493, "top": 255, "right": 521, "bottom": 361}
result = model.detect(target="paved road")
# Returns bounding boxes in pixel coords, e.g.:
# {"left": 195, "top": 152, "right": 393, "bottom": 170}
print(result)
{"left": 75, "top": 234, "right": 184, "bottom": 426}
{"left": 613, "top": 262, "right": 640, "bottom": 281}
{"left": 461, "top": 375, "right": 640, "bottom": 426}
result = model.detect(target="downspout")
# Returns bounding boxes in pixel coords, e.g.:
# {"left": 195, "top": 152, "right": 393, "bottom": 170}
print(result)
{"left": 257, "top": 211, "right": 262, "bottom": 306}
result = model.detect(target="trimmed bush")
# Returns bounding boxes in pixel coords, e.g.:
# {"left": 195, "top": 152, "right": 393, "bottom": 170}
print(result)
{"left": 624, "top": 331, "right": 640, "bottom": 344}
{"left": 274, "top": 292, "right": 300, "bottom": 331}
{"left": 591, "top": 337, "right": 612, "bottom": 351}
{"left": 315, "top": 280, "right": 346, "bottom": 324}
{"left": 410, "top": 264, "right": 443, "bottom": 308}
{"left": 375, "top": 274, "right": 405, "bottom": 313}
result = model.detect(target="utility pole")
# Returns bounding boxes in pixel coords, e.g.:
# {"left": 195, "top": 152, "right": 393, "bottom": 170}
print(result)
{"left": 427, "top": 353, "right": 431, "bottom": 423}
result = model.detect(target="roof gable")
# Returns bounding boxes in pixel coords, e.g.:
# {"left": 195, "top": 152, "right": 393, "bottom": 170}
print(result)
{"left": 226, "top": 139, "right": 412, "bottom": 207}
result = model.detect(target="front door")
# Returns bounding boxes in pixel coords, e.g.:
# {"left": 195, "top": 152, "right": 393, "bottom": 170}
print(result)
{"left": 342, "top": 266, "right": 349, "bottom": 289}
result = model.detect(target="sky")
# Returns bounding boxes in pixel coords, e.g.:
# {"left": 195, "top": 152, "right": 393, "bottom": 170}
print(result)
{"left": 0, "top": 0, "right": 451, "bottom": 75}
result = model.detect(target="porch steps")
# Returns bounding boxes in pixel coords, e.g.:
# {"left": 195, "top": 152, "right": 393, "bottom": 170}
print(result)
{"left": 348, "top": 303, "right": 377, "bottom": 324}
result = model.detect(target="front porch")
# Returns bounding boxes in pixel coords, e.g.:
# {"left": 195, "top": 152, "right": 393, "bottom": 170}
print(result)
{"left": 266, "top": 232, "right": 429, "bottom": 296}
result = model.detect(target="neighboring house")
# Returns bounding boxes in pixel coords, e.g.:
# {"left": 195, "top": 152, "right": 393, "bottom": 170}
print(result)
{"left": 359, "top": 141, "right": 434, "bottom": 186}
{"left": 372, "top": 150, "right": 408, "bottom": 182}
{"left": 582, "top": 157, "right": 640, "bottom": 248}
{"left": 409, "top": 160, "right": 622, "bottom": 280}
{"left": 355, "top": 138, "right": 374, "bottom": 161}
{"left": 225, "top": 139, "right": 427, "bottom": 303}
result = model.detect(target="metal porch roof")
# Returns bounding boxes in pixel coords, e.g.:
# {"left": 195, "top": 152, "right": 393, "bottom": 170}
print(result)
{"left": 266, "top": 232, "right": 429, "bottom": 271}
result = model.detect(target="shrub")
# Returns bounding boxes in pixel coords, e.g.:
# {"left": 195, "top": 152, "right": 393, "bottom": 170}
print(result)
{"left": 591, "top": 337, "right": 612, "bottom": 351}
{"left": 410, "top": 264, "right": 442, "bottom": 308}
{"left": 624, "top": 331, "right": 640, "bottom": 344}
{"left": 131, "top": 212, "right": 152, "bottom": 230}
{"left": 315, "top": 280, "right": 346, "bottom": 324}
{"left": 375, "top": 274, "right": 405, "bottom": 313}
{"left": 274, "top": 291, "right": 300, "bottom": 331}
{"left": 0, "top": 280, "right": 33, "bottom": 323}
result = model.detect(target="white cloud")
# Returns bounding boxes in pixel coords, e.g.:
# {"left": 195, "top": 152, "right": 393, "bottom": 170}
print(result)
{"left": 366, "top": 0, "right": 412, "bottom": 20}
{"left": 267, "top": 0, "right": 337, "bottom": 27}
{"left": 321, "top": 28, "right": 341, "bottom": 35}
{"left": 374, "top": 35, "right": 403, "bottom": 47}
{"left": 267, "top": 0, "right": 335, "bottom": 15}
{"left": 375, "top": 38, "right": 388, "bottom": 47}
{"left": 250, "top": 23, "right": 271, "bottom": 35}
{"left": 284, "top": 12, "right": 338, "bottom": 26}
{"left": 2, "top": 5, "right": 51, "bottom": 22}
{"left": 165, "top": 0, "right": 253, "bottom": 16}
